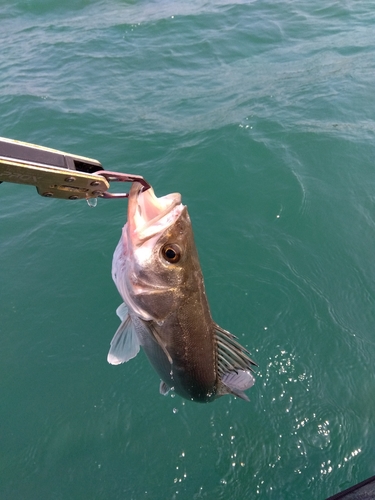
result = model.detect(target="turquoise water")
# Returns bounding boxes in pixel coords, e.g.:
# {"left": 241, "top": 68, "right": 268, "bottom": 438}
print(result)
{"left": 1, "top": 1, "right": 374, "bottom": 498}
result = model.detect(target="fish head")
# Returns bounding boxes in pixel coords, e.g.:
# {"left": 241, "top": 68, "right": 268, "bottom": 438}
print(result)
{"left": 113, "top": 182, "right": 201, "bottom": 322}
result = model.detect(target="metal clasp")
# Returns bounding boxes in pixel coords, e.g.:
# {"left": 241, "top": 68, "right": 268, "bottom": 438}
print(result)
{"left": 95, "top": 170, "right": 151, "bottom": 198}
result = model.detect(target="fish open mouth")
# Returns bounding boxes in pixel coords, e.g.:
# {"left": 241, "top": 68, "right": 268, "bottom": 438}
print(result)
{"left": 127, "top": 182, "right": 183, "bottom": 246}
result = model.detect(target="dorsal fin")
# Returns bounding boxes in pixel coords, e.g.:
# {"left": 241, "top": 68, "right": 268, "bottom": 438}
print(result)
{"left": 215, "top": 323, "right": 257, "bottom": 376}
{"left": 214, "top": 323, "right": 257, "bottom": 400}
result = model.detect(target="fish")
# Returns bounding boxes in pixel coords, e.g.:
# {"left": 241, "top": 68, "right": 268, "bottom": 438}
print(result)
{"left": 107, "top": 182, "right": 256, "bottom": 403}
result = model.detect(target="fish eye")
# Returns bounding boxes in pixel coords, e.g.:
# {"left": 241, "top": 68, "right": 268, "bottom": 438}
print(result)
{"left": 161, "top": 244, "right": 181, "bottom": 263}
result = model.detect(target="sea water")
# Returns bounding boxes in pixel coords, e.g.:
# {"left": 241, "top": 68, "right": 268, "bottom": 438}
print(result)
{"left": 1, "top": 1, "right": 374, "bottom": 498}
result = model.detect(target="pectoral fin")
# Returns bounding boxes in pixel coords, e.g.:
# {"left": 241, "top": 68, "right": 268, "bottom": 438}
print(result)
{"left": 107, "top": 305, "right": 140, "bottom": 365}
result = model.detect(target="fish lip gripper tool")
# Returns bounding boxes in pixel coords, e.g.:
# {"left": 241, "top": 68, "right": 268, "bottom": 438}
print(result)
{"left": 0, "top": 136, "right": 151, "bottom": 200}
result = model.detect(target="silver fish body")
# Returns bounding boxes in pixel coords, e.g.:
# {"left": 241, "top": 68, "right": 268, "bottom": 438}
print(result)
{"left": 108, "top": 182, "right": 256, "bottom": 403}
